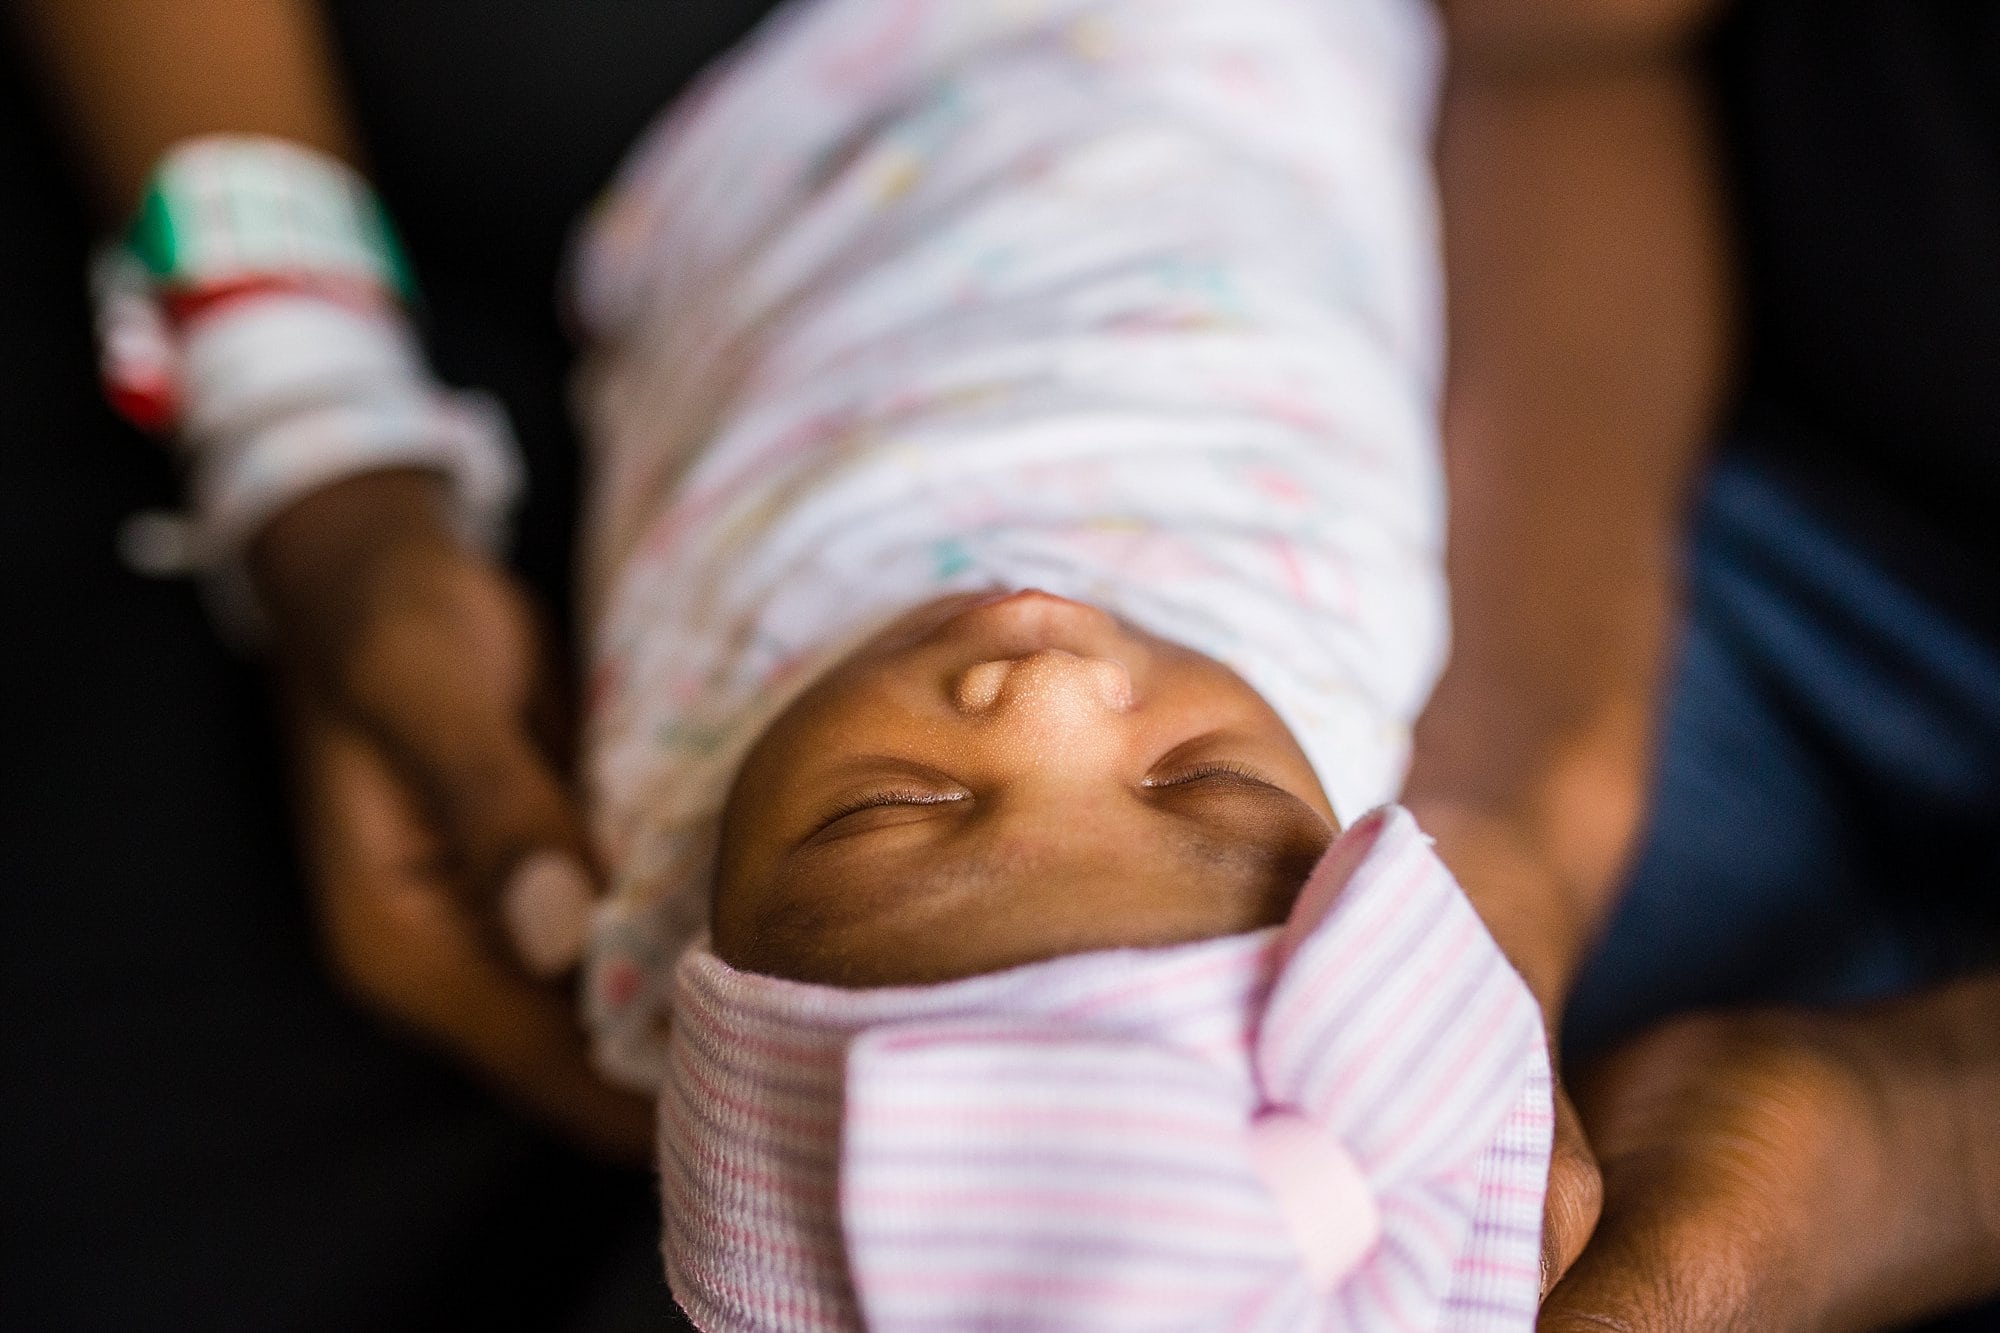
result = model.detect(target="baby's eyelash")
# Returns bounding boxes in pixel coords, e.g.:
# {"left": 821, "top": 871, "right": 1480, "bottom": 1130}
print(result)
{"left": 813, "top": 789, "right": 965, "bottom": 834}
{"left": 1144, "top": 760, "right": 1276, "bottom": 790}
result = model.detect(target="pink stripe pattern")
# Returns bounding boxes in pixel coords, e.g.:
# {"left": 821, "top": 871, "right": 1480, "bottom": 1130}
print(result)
{"left": 663, "top": 807, "right": 1552, "bottom": 1330}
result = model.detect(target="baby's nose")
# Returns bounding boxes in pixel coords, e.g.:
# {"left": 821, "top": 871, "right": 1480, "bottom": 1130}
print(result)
{"left": 953, "top": 650, "right": 1135, "bottom": 718}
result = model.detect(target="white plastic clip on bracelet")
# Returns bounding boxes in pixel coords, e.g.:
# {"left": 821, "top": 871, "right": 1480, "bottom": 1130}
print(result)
{"left": 176, "top": 292, "right": 520, "bottom": 565}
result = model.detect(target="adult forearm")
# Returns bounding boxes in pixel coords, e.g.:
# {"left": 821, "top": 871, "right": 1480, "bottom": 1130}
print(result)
{"left": 1407, "top": 21, "right": 1734, "bottom": 1016}
{"left": 11, "top": 0, "right": 357, "bottom": 218}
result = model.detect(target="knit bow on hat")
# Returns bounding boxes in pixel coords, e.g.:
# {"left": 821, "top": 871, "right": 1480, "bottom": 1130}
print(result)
{"left": 662, "top": 807, "right": 1553, "bottom": 1333}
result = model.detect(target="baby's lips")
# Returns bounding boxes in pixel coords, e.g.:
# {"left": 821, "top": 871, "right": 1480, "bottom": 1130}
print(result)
{"left": 502, "top": 850, "right": 596, "bottom": 977}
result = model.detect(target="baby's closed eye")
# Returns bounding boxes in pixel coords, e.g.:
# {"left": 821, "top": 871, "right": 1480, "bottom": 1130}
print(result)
{"left": 810, "top": 787, "right": 968, "bottom": 839}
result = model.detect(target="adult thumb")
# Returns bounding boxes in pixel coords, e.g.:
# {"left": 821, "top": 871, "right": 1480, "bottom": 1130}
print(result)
{"left": 499, "top": 846, "right": 599, "bottom": 978}
{"left": 1542, "top": 1085, "right": 1603, "bottom": 1294}
{"left": 378, "top": 695, "right": 600, "bottom": 978}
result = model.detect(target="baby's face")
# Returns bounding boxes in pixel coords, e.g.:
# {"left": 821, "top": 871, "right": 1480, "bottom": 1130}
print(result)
{"left": 714, "top": 590, "right": 1338, "bottom": 986}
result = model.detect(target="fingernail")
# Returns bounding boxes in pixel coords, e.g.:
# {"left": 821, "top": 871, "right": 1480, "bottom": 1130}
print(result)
{"left": 503, "top": 850, "right": 595, "bottom": 978}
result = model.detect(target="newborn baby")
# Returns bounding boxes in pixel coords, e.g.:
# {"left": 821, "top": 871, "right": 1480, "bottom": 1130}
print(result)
{"left": 577, "top": 0, "right": 1447, "bottom": 1071}
{"left": 565, "top": 0, "right": 1553, "bottom": 1326}
{"left": 713, "top": 587, "right": 1340, "bottom": 987}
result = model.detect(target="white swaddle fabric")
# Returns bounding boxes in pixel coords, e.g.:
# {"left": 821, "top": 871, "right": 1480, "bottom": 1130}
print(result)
{"left": 572, "top": 0, "right": 1448, "bottom": 1087}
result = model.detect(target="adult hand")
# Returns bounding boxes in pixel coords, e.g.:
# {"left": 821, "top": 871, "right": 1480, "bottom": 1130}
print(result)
{"left": 253, "top": 470, "right": 653, "bottom": 1161}
{"left": 1541, "top": 1002, "right": 1996, "bottom": 1332}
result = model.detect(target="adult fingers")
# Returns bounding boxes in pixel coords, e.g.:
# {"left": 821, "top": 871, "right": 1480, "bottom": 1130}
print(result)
{"left": 295, "top": 701, "right": 653, "bottom": 1160}
{"left": 391, "top": 699, "right": 596, "bottom": 978}
{"left": 337, "top": 556, "right": 598, "bottom": 976}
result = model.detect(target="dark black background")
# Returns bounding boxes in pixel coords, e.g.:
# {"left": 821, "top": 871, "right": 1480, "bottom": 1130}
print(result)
{"left": 2, "top": 0, "right": 1996, "bottom": 1328}
{"left": 1, "top": 3, "right": 777, "bottom": 1327}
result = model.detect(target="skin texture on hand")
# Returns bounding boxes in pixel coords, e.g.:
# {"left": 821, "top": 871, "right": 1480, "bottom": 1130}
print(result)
{"left": 1544, "top": 997, "right": 2000, "bottom": 1331}
{"left": 253, "top": 472, "right": 651, "bottom": 1161}
{"left": 1542, "top": 1012, "right": 1887, "bottom": 1332}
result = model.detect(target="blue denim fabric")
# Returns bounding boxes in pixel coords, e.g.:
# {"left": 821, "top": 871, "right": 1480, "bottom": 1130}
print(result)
{"left": 1569, "top": 450, "right": 2000, "bottom": 1054}
{"left": 1563, "top": 448, "right": 2000, "bottom": 1328}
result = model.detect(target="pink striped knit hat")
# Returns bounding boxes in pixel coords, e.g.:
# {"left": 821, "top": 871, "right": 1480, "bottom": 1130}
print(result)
{"left": 662, "top": 806, "right": 1553, "bottom": 1332}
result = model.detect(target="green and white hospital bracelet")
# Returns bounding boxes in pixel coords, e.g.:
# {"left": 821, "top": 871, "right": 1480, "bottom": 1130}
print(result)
{"left": 94, "top": 136, "right": 522, "bottom": 627}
